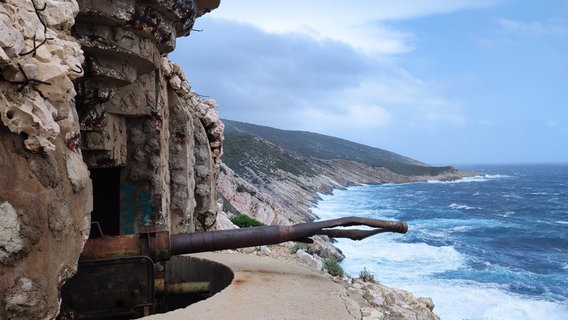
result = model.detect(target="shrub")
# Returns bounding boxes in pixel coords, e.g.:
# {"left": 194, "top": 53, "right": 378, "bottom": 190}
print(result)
{"left": 362, "top": 289, "right": 373, "bottom": 301}
{"left": 323, "top": 257, "right": 344, "bottom": 278}
{"left": 290, "top": 242, "right": 309, "bottom": 254}
{"left": 359, "top": 267, "right": 376, "bottom": 283}
{"left": 229, "top": 214, "right": 265, "bottom": 228}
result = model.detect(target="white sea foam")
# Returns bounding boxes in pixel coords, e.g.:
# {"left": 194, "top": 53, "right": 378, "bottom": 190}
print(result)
{"left": 449, "top": 203, "right": 479, "bottom": 210}
{"left": 452, "top": 225, "right": 474, "bottom": 232}
{"left": 339, "top": 244, "right": 568, "bottom": 320}
{"left": 427, "top": 174, "right": 511, "bottom": 184}
{"left": 412, "top": 218, "right": 510, "bottom": 230}
{"left": 335, "top": 223, "right": 568, "bottom": 320}
{"left": 313, "top": 165, "right": 568, "bottom": 320}
{"left": 498, "top": 211, "right": 517, "bottom": 217}
{"left": 337, "top": 237, "right": 466, "bottom": 279}
{"left": 388, "top": 280, "right": 568, "bottom": 320}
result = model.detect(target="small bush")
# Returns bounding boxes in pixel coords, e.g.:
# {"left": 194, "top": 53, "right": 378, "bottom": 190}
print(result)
{"left": 323, "top": 257, "right": 344, "bottom": 278}
{"left": 229, "top": 214, "right": 265, "bottom": 228}
{"left": 362, "top": 289, "right": 373, "bottom": 301}
{"left": 359, "top": 267, "right": 376, "bottom": 283}
{"left": 290, "top": 242, "right": 309, "bottom": 254}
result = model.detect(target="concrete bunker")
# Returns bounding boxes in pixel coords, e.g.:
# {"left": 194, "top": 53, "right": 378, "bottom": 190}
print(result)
{"left": 56, "top": 0, "right": 228, "bottom": 317}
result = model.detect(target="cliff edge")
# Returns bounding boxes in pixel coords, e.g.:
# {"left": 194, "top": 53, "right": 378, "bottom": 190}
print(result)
{"left": 214, "top": 120, "right": 475, "bottom": 319}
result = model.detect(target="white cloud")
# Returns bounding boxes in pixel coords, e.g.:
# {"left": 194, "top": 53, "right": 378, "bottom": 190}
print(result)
{"left": 301, "top": 104, "right": 393, "bottom": 131}
{"left": 212, "top": 0, "right": 501, "bottom": 54}
{"left": 496, "top": 18, "right": 567, "bottom": 36}
{"left": 331, "top": 68, "right": 466, "bottom": 130}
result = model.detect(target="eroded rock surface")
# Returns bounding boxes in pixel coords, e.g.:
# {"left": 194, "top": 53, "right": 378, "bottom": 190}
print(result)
{"left": 1, "top": 0, "right": 222, "bottom": 318}
{"left": 0, "top": 1, "right": 91, "bottom": 318}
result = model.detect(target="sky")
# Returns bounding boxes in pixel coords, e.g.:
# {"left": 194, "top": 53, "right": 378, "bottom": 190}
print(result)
{"left": 170, "top": 0, "right": 568, "bottom": 165}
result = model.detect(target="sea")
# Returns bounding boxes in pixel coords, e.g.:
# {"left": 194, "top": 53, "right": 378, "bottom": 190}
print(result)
{"left": 311, "top": 164, "right": 568, "bottom": 320}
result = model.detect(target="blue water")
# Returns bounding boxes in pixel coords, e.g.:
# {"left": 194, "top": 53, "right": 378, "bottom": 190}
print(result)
{"left": 311, "top": 164, "right": 568, "bottom": 320}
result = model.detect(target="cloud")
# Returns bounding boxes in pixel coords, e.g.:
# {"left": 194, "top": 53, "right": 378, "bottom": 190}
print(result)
{"left": 172, "top": 16, "right": 466, "bottom": 136}
{"left": 495, "top": 18, "right": 567, "bottom": 36}
{"left": 210, "top": 0, "right": 502, "bottom": 55}
{"left": 300, "top": 104, "right": 393, "bottom": 131}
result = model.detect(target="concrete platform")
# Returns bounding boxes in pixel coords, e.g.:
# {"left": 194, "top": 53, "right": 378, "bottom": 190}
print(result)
{"left": 144, "top": 252, "right": 361, "bottom": 320}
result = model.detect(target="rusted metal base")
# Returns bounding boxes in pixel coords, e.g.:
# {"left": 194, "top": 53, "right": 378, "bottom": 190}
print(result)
{"left": 59, "top": 256, "right": 155, "bottom": 319}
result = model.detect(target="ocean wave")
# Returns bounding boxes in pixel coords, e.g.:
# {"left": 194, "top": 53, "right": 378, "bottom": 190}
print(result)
{"left": 411, "top": 218, "right": 510, "bottom": 230}
{"left": 502, "top": 192, "right": 524, "bottom": 199}
{"left": 342, "top": 257, "right": 568, "bottom": 320}
{"left": 396, "top": 280, "right": 568, "bottom": 320}
{"left": 497, "top": 211, "right": 517, "bottom": 217}
{"left": 449, "top": 203, "right": 479, "bottom": 210}
{"left": 315, "top": 164, "right": 568, "bottom": 320}
{"left": 427, "top": 174, "right": 511, "bottom": 184}
{"left": 337, "top": 237, "right": 466, "bottom": 279}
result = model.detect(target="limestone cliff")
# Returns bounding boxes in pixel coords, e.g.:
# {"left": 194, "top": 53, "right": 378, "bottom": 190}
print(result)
{"left": 216, "top": 121, "right": 473, "bottom": 228}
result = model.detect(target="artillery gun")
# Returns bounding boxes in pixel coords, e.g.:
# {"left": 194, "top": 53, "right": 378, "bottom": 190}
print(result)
{"left": 59, "top": 217, "right": 407, "bottom": 319}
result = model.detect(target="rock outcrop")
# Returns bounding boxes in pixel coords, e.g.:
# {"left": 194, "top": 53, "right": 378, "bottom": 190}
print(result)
{"left": 1, "top": 1, "right": 91, "bottom": 318}
{"left": 1, "top": 0, "right": 222, "bottom": 318}
{"left": 348, "top": 278, "right": 440, "bottom": 320}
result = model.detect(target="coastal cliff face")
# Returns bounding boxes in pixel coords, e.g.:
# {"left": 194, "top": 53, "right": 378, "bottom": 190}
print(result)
{"left": 216, "top": 160, "right": 444, "bottom": 320}
{"left": 0, "top": 0, "right": 222, "bottom": 318}
{"left": 217, "top": 132, "right": 470, "bottom": 226}
{"left": 216, "top": 130, "right": 471, "bottom": 320}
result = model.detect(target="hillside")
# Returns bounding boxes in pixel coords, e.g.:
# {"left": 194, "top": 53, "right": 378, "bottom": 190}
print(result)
{"left": 222, "top": 119, "right": 456, "bottom": 177}
{"left": 216, "top": 119, "right": 474, "bottom": 260}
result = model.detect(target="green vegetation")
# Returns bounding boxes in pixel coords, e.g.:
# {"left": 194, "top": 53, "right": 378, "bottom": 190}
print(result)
{"left": 290, "top": 242, "right": 309, "bottom": 254}
{"left": 222, "top": 133, "right": 317, "bottom": 180}
{"left": 323, "top": 257, "right": 345, "bottom": 278}
{"left": 362, "top": 289, "right": 373, "bottom": 301}
{"left": 229, "top": 214, "right": 265, "bottom": 228}
{"left": 222, "top": 119, "right": 457, "bottom": 177}
{"left": 359, "top": 267, "right": 376, "bottom": 283}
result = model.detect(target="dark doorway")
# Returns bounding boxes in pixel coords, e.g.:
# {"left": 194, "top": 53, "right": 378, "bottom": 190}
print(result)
{"left": 89, "top": 168, "right": 121, "bottom": 236}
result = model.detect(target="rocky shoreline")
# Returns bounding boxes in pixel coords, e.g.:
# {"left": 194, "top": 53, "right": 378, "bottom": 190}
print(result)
{"left": 217, "top": 160, "right": 478, "bottom": 258}
{"left": 216, "top": 160, "right": 478, "bottom": 319}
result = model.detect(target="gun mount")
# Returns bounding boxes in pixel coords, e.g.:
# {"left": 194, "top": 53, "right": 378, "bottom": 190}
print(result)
{"left": 59, "top": 217, "right": 407, "bottom": 319}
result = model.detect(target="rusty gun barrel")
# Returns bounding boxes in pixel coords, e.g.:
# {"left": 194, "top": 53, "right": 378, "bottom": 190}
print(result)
{"left": 170, "top": 216, "right": 407, "bottom": 255}
{"left": 80, "top": 217, "right": 408, "bottom": 261}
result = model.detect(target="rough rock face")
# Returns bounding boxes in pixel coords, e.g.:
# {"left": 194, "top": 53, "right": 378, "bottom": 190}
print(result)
{"left": 162, "top": 58, "right": 224, "bottom": 233}
{"left": 348, "top": 278, "right": 440, "bottom": 320}
{"left": 216, "top": 156, "right": 421, "bottom": 260}
{"left": 1, "top": 0, "right": 221, "bottom": 318}
{"left": 0, "top": 0, "right": 91, "bottom": 318}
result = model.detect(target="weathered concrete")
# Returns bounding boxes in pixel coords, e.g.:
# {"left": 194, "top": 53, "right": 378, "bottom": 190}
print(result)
{"left": 143, "top": 252, "right": 363, "bottom": 320}
{"left": 73, "top": 0, "right": 223, "bottom": 235}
